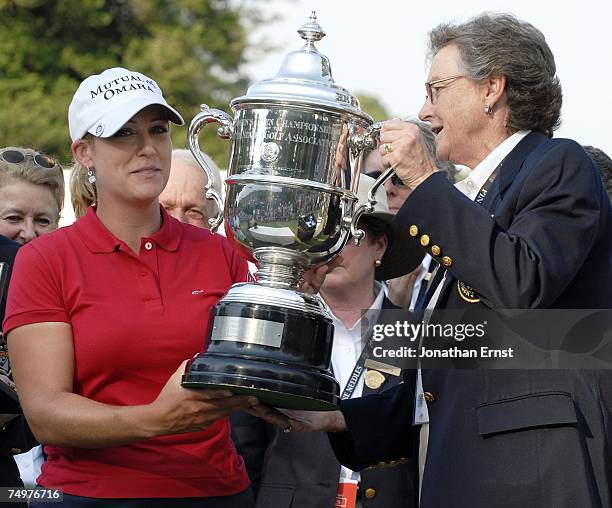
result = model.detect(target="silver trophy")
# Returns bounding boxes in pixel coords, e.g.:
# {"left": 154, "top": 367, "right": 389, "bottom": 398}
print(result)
{"left": 182, "top": 13, "right": 383, "bottom": 410}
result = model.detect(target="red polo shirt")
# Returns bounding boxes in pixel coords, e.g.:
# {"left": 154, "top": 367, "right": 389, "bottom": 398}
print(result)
{"left": 4, "top": 207, "right": 250, "bottom": 498}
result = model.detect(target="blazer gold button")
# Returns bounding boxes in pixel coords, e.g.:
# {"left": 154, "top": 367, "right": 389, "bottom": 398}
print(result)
{"left": 409, "top": 225, "right": 419, "bottom": 237}
{"left": 424, "top": 391, "right": 435, "bottom": 402}
{"left": 442, "top": 256, "right": 453, "bottom": 267}
{"left": 10, "top": 447, "right": 22, "bottom": 455}
{"left": 420, "top": 234, "right": 430, "bottom": 247}
{"left": 431, "top": 245, "right": 441, "bottom": 256}
{"left": 364, "top": 488, "right": 377, "bottom": 499}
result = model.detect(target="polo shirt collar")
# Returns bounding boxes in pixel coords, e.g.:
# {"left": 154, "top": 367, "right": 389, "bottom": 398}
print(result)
{"left": 75, "top": 205, "right": 183, "bottom": 254}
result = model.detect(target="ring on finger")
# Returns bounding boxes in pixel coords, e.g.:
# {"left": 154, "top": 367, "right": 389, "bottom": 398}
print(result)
{"left": 283, "top": 424, "right": 293, "bottom": 433}
{"left": 383, "top": 142, "right": 393, "bottom": 155}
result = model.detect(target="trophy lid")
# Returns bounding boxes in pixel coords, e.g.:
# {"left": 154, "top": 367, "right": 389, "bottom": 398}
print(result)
{"left": 232, "top": 12, "right": 371, "bottom": 122}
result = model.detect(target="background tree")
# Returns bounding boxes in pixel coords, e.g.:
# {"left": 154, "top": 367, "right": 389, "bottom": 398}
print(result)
{"left": 356, "top": 93, "right": 391, "bottom": 123}
{"left": 0, "top": 0, "right": 271, "bottom": 168}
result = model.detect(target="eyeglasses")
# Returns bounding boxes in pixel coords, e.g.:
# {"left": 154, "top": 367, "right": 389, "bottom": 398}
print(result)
{"left": 425, "top": 74, "right": 465, "bottom": 104}
{"left": 0, "top": 149, "right": 59, "bottom": 170}
{"left": 365, "top": 170, "right": 405, "bottom": 187}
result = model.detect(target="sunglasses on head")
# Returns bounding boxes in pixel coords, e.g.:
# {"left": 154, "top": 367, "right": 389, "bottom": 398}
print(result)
{"left": 0, "top": 149, "right": 58, "bottom": 170}
{"left": 365, "top": 170, "right": 405, "bottom": 187}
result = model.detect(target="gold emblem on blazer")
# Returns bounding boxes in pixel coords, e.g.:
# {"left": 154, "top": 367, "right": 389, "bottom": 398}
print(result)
{"left": 457, "top": 280, "right": 480, "bottom": 303}
{"left": 364, "top": 369, "right": 386, "bottom": 390}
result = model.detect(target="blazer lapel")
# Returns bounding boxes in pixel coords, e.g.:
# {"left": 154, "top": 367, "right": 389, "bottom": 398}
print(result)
{"left": 495, "top": 131, "right": 548, "bottom": 199}
{"left": 435, "top": 132, "right": 549, "bottom": 307}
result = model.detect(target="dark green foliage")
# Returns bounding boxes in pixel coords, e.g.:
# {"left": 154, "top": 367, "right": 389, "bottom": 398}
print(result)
{"left": 0, "top": 0, "right": 267, "bottom": 168}
{"left": 357, "top": 93, "right": 391, "bottom": 123}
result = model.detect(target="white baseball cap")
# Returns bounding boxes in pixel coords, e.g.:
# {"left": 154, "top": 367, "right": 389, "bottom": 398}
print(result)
{"left": 68, "top": 67, "right": 184, "bottom": 142}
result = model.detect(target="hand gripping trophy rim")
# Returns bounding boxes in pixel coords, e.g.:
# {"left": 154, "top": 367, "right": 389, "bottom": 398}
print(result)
{"left": 187, "top": 104, "right": 233, "bottom": 232}
{"left": 349, "top": 121, "right": 398, "bottom": 245}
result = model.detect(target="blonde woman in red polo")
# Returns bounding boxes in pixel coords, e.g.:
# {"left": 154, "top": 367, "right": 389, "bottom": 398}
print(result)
{"left": 4, "top": 67, "right": 330, "bottom": 508}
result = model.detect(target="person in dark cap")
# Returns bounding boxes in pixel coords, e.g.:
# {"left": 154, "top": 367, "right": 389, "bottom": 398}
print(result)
{"left": 231, "top": 175, "right": 419, "bottom": 508}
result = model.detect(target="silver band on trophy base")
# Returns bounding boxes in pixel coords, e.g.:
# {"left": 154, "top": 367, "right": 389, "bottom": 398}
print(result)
{"left": 182, "top": 13, "right": 384, "bottom": 410}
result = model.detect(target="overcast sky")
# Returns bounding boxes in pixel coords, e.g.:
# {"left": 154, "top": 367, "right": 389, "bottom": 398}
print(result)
{"left": 244, "top": 0, "right": 611, "bottom": 157}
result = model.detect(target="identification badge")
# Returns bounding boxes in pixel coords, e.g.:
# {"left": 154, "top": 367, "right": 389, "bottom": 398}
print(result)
{"left": 335, "top": 480, "right": 358, "bottom": 508}
{"left": 364, "top": 358, "right": 401, "bottom": 377}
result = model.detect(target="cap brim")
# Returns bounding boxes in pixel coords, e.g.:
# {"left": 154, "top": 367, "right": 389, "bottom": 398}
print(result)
{"left": 87, "top": 98, "right": 184, "bottom": 138}
{"left": 365, "top": 211, "right": 424, "bottom": 281}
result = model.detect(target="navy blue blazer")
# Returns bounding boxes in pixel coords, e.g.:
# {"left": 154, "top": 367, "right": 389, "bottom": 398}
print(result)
{"left": 330, "top": 133, "right": 612, "bottom": 507}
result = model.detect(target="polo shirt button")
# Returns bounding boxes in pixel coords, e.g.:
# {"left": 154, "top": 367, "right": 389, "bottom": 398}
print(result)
{"left": 144, "top": 242, "right": 153, "bottom": 251}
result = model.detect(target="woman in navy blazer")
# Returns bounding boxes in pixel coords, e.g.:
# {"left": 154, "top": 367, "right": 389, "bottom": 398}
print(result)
{"left": 252, "top": 13, "right": 612, "bottom": 508}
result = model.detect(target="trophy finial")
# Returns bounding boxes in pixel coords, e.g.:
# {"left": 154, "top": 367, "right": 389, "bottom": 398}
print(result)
{"left": 297, "top": 11, "right": 326, "bottom": 45}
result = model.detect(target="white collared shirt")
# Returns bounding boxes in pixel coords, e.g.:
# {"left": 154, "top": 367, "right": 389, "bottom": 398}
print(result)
{"left": 409, "top": 254, "right": 433, "bottom": 311}
{"left": 327, "top": 281, "right": 385, "bottom": 398}
{"left": 324, "top": 281, "right": 385, "bottom": 483}
{"left": 455, "top": 130, "right": 531, "bottom": 198}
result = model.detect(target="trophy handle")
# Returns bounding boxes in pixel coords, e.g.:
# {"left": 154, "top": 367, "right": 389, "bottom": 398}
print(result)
{"left": 349, "top": 121, "right": 397, "bottom": 245}
{"left": 188, "top": 104, "right": 234, "bottom": 232}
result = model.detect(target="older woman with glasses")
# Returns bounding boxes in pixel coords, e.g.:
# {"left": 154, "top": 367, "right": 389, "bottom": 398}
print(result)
{"left": 0, "top": 147, "right": 63, "bottom": 504}
{"left": 0, "top": 148, "right": 64, "bottom": 245}
{"left": 252, "top": 13, "right": 612, "bottom": 507}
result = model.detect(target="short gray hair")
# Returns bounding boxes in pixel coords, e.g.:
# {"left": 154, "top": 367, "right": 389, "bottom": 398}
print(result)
{"left": 428, "top": 13, "right": 562, "bottom": 137}
{"left": 172, "top": 148, "right": 223, "bottom": 195}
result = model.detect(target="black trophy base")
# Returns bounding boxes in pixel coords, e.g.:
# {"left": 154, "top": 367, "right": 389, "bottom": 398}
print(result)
{"left": 182, "top": 297, "right": 340, "bottom": 411}
{"left": 183, "top": 354, "right": 338, "bottom": 410}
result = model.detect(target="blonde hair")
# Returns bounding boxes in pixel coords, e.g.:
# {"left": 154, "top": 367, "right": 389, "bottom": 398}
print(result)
{"left": 69, "top": 134, "right": 97, "bottom": 219}
{"left": 0, "top": 146, "right": 65, "bottom": 221}
{"left": 69, "top": 157, "right": 97, "bottom": 219}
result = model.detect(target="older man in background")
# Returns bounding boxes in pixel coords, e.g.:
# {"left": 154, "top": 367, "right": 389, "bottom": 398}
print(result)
{"left": 159, "top": 149, "right": 222, "bottom": 229}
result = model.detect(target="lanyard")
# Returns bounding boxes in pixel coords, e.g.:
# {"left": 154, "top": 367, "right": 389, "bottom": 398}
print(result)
{"left": 340, "top": 323, "right": 378, "bottom": 400}
{"left": 474, "top": 167, "right": 499, "bottom": 207}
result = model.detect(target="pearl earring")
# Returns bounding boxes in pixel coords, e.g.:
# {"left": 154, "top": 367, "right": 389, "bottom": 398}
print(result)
{"left": 374, "top": 259, "right": 382, "bottom": 268}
